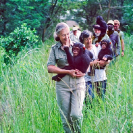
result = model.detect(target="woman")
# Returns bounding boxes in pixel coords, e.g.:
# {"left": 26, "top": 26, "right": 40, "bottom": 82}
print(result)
{"left": 47, "top": 22, "right": 85, "bottom": 133}
{"left": 79, "top": 30, "right": 108, "bottom": 101}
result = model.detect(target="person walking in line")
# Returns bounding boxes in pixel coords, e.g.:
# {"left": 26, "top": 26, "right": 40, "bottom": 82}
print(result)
{"left": 79, "top": 30, "right": 109, "bottom": 102}
{"left": 92, "top": 16, "right": 111, "bottom": 46}
{"left": 114, "top": 20, "right": 125, "bottom": 56}
{"left": 107, "top": 20, "right": 121, "bottom": 58}
{"left": 70, "top": 25, "right": 81, "bottom": 43}
{"left": 47, "top": 22, "right": 85, "bottom": 133}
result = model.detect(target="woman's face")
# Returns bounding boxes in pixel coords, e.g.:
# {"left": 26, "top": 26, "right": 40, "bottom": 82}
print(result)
{"left": 58, "top": 27, "right": 70, "bottom": 44}
{"left": 83, "top": 36, "right": 92, "bottom": 46}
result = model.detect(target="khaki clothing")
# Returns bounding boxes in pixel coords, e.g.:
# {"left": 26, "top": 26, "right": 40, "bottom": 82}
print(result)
{"left": 47, "top": 41, "right": 71, "bottom": 68}
{"left": 56, "top": 75, "right": 85, "bottom": 133}
{"left": 117, "top": 29, "right": 124, "bottom": 47}
{"left": 117, "top": 30, "right": 124, "bottom": 40}
{"left": 47, "top": 41, "right": 85, "bottom": 133}
{"left": 47, "top": 41, "right": 85, "bottom": 88}
{"left": 70, "top": 30, "right": 81, "bottom": 43}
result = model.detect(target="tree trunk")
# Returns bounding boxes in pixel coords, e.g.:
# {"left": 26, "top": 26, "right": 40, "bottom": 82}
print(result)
{"left": 107, "top": 0, "right": 111, "bottom": 22}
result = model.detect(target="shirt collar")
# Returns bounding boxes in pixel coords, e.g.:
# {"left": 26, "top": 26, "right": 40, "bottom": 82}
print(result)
{"left": 56, "top": 40, "right": 73, "bottom": 48}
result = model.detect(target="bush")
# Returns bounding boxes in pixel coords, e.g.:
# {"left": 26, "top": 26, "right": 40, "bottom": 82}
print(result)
{"left": 0, "top": 46, "right": 5, "bottom": 80}
{"left": 0, "top": 23, "right": 39, "bottom": 64}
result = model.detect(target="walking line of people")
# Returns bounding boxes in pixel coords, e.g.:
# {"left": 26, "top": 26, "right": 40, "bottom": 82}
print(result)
{"left": 47, "top": 16, "right": 125, "bottom": 133}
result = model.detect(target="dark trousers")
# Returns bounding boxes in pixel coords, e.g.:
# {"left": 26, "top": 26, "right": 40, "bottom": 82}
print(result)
{"left": 85, "top": 80, "right": 107, "bottom": 102}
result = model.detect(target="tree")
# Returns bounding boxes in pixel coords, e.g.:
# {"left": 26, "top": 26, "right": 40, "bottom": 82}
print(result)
{"left": 66, "top": 0, "right": 130, "bottom": 32}
{"left": 0, "top": 0, "right": 71, "bottom": 42}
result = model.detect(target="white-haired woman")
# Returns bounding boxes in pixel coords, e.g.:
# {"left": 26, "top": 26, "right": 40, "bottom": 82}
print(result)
{"left": 47, "top": 22, "right": 85, "bottom": 133}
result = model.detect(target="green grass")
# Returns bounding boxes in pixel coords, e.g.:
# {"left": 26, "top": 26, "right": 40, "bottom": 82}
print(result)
{"left": 0, "top": 36, "right": 133, "bottom": 133}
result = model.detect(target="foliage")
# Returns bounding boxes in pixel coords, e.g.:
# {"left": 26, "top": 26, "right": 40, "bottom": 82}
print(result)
{"left": 66, "top": 0, "right": 129, "bottom": 32}
{"left": 0, "top": 0, "right": 132, "bottom": 41}
{"left": 0, "top": 23, "right": 39, "bottom": 64}
{"left": 122, "top": 2, "right": 133, "bottom": 34}
{"left": 0, "top": 46, "right": 5, "bottom": 82}
{"left": 0, "top": 36, "right": 133, "bottom": 132}
{"left": 0, "top": 0, "right": 70, "bottom": 42}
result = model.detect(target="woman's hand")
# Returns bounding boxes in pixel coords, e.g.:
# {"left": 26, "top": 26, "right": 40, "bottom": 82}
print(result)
{"left": 68, "top": 69, "right": 85, "bottom": 78}
{"left": 68, "top": 69, "right": 77, "bottom": 78}
{"left": 97, "top": 60, "right": 109, "bottom": 67}
{"left": 75, "top": 69, "right": 85, "bottom": 78}
{"left": 90, "top": 59, "right": 98, "bottom": 67}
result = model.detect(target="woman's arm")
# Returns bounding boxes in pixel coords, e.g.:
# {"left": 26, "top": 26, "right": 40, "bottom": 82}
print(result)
{"left": 90, "top": 60, "right": 109, "bottom": 67}
{"left": 48, "top": 65, "right": 85, "bottom": 78}
{"left": 48, "top": 65, "right": 70, "bottom": 74}
{"left": 97, "top": 60, "right": 109, "bottom": 67}
{"left": 47, "top": 65, "right": 78, "bottom": 77}
{"left": 90, "top": 60, "right": 98, "bottom": 66}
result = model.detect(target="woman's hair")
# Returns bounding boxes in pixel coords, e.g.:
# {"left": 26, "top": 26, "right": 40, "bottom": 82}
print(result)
{"left": 54, "top": 22, "right": 69, "bottom": 41}
{"left": 79, "top": 30, "right": 92, "bottom": 43}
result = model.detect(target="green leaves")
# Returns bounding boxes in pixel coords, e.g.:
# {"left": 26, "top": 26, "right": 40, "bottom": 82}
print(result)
{"left": 1, "top": 23, "right": 39, "bottom": 64}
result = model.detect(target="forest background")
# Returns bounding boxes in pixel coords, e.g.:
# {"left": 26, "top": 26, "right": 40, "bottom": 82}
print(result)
{"left": 0, "top": 0, "right": 133, "bottom": 132}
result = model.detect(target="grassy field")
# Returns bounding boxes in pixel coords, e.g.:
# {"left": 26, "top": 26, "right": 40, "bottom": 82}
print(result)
{"left": 0, "top": 36, "right": 133, "bottom": 133}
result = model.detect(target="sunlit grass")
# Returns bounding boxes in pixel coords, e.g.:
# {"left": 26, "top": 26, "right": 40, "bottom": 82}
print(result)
{"left": 0, "top": 36, "right": 133, "bottom": 132}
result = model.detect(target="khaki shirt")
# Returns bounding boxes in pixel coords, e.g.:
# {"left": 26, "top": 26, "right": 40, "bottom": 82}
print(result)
{"left": 118, "top": 30, "right": 124, "bottom": 40}
{"left": 47, "top": 41, "right": 85, "bottom": 90}
{"left": 47, "top": 41, "right": 73, "bottom": 68}
{"left": 117, "top": 30, "right": 124, "bottom": 47}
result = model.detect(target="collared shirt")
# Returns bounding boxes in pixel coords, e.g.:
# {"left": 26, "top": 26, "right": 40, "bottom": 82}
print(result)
{"left": 117, "top": 29, "right": 124, "bottom": 40}
{"left": 47, "top": 40, "right": 85, "bottom": 90}
{"left": 107, "top": 30, "right": 121, "bottom": 56}
{"left": 117, "top": 29, "right": 124, "bottom": 48}
{"left": 47, "top": 41, "right": 73, "bottom": 68}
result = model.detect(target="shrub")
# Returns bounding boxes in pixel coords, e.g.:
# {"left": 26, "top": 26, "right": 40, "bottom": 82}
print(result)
{"left": 0, "top": 23, "right": 39, "bottom": 64}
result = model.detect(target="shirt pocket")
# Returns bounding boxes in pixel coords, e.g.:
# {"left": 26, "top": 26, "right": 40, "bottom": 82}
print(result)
{"left": 56, "top": 52, "right": 68, "bottom": 68}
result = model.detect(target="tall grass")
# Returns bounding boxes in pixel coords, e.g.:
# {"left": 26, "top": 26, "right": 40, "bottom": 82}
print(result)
{"left": 0, "top": 36, "right": 133, "bottom": 133}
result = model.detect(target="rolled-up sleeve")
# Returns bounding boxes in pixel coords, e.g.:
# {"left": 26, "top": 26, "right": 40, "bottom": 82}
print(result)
{"left": 47, "top": 47, "right": 56, "bottom": 66}
{"left": 120, "top": 32, "right": 124, "bottom": 40}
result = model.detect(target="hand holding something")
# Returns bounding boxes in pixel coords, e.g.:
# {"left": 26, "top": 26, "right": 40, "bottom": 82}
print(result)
{"left": 68, "top": 69, "right": 77, "bottom": 78}
{"left": 75, "top": 69, "right": 85, "bottom": 78}
{"left": 97, "top": 60, "right": 109, "bottom": 67}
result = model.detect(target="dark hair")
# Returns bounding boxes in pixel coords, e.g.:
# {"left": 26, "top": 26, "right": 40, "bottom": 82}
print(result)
{"left": 101, "top": 39, "right": 111, "bottom": 49}
{"left": 72, "top": 42, "right": 85, "bottom": 55}
{"left": 93, "top": 16, "right": 107, "bottom": 37}
{"left": 79, "top": 30, "right": 92, "bottom": 43}
{"left": 55, "top": 36, "right": 60, "bottom": 41}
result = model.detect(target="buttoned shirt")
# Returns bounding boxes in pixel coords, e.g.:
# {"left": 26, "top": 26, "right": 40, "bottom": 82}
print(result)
{"left": 47, "top": 41, "right": 85, "bottom": 90}
{"left": 47, "top": 41, "right": 73, "bottom": 68}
